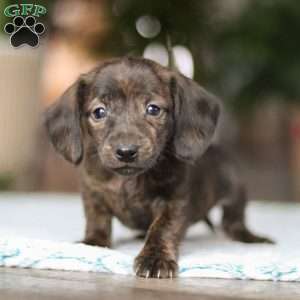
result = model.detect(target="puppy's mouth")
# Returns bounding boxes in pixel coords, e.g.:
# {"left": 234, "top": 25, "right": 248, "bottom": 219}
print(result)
{"left": 113, "top": 166, "right": 143, "bottom": 176}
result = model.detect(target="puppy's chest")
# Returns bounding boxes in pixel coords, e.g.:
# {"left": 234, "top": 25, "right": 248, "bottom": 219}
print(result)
{"left": 102, "top": 176, "right": 154, "bottom": 230}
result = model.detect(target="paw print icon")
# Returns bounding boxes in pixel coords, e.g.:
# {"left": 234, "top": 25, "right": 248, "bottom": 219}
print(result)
{"left": 4, "top": 16, "right": 45, "bottom": 48}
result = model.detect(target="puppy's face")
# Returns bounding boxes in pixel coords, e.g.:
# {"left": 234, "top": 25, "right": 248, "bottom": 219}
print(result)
{"left": 45, "top": 57, "right": 220, "bottom": 176}
{"left": 83, "top": 62, "right": 172, "bottom": 175}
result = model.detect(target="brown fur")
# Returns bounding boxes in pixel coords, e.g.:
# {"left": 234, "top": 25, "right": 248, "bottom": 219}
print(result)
{"left": 45, "top": 57, "right": 273, "bottom": 279}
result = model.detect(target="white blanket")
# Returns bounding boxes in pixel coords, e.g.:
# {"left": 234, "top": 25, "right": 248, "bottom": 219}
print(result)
{"left": 0, "top": 193, "right": 299, "bottom": 281}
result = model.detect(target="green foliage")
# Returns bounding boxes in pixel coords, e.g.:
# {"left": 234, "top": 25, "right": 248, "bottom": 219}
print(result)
{"left": 95, "top": 0, "right": 214, "bottom": 60}
{"left": 105, "top": 0, "right": 300, "bottom": 113}
{"left": 212, "top": 0, "right": 300, "bottom": 113}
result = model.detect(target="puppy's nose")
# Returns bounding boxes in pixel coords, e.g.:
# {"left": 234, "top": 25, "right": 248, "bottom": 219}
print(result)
{"left": 115, "top": 145, "right": 138, "bottom": 163}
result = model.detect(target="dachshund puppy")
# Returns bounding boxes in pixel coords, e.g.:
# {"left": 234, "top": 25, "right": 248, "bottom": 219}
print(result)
{"left": 45, "top": 57, "right": 272, "bottom": 278}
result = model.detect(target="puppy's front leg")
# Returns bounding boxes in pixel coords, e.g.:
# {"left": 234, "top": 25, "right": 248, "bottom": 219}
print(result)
{"left": 81, "top": 187, "right": 112, "bottom": 248}
{"left": 134, "top": 201, "right": 188, "bottom": 278}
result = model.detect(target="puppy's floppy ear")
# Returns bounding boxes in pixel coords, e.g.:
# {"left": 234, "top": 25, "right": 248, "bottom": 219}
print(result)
{"left": 44, "top": 76, "right": 89, "bottom": 165}
{"left": 171, "top": 73, "right": 220, "bottom": 162}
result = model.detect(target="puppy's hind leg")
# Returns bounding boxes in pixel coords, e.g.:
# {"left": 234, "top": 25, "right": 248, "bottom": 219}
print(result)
{"left": 222, "top": 186, "right": 274, "bottom": 244}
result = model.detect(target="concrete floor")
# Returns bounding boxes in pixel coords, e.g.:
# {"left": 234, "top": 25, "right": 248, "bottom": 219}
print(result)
{"left": 1, "top": 268, "right": 300, "bottom": 300}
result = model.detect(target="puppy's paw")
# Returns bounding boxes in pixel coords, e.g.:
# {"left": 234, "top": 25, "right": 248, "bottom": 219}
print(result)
{"left": 79, "top": 238, "right": 111, "bottom": 248}
{"left": 243, "top": 234, "right": 275, "bottom": 244}
{"left": 225, "top": 224, "right": 275, "bottom": 244}
{"left": 134, "top": 255, "right": 178, "bottom": 279}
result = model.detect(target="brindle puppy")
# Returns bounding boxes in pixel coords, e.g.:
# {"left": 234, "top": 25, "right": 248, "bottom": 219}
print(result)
{"left": 45, "top": 57, "right": 273, "bottom": 279}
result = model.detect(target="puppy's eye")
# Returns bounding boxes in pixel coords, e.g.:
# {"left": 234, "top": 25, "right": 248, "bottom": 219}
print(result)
{"left": 146, "top": 104, "right": 161, "bottom": 116}
{"left": 92, "top": 107, "right": 107, "bottom": 121}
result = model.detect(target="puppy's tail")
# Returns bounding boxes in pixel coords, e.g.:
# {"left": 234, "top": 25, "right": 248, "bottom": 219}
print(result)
{"left": 204, "top": 216, "right": 215, "bottom": 233}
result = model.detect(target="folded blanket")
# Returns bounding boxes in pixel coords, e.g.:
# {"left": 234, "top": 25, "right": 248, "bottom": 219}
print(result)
{"left": 0, "top": 193, "right": 299, "bottom": 281}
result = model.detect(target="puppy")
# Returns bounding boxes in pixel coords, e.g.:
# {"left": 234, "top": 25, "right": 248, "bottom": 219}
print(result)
{"left": 45, "top": 57, "right": 272, "bottom": 278}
